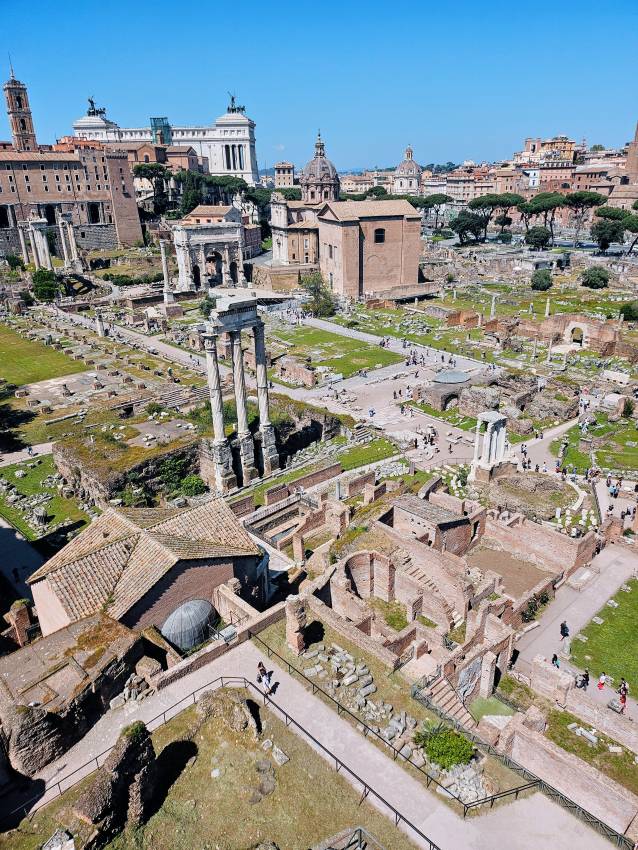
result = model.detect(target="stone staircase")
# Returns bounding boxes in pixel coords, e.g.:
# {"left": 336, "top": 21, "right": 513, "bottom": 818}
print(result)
{"left": 428, "top": 676, "right": 477, "bottom": 730}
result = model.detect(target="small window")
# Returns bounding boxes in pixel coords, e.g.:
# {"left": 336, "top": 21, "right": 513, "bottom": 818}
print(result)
{"left": 374, "top": 228, "right": 385, "bottom": 243}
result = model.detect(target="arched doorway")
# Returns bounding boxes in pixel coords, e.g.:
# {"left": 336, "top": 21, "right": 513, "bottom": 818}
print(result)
{"left": 192, "top": 264, "right": 201, "bottom": 288}
{"left": 229, "top": 260, "right": 238, "bottom": 284}
{"left": 43, "top": 205, "right": 56, "bottom": 226}
{"left": 571, "top": 327, "right": 584, "bottom": 346}
{"left": 207, "top": 251, "right": 223, "bottom": 285}
{"left": 443, "top": 393, "right": 459, "bottom": 411}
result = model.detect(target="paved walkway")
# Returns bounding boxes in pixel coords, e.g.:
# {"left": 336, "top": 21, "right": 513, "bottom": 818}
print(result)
{"left": 515, "top": 543, "right": 638, "bottom": 719}
{"left": 0, "top": 442, "right": 52, "bottom": 467}
{"left": 19, "top": 641, "right": 610, "bottom": 850}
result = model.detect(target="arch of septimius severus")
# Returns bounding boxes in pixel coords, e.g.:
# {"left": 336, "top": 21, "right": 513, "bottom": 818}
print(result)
{"left": 172, "top": 220, "right": 247, "bottom": 292}
{"left": 200, "top": 292, "right": 279, "bottom": 492}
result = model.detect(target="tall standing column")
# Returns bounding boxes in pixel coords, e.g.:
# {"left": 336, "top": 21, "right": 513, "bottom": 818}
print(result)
{"left": 231, "top": 330, "right": 257, "bottom": 482}
{"left": 160, "top": 239, "right": 174, "bottom": 304}
{"left": 66, "top": 221, "right": 79, "bottom": 263}
{"left": 222, "top": 245, "right": 231, "bottom": 286}
{"left": 254, "top": 321, "right": 279, "bottom": 474}
{"left": 28, "top": 226, "right": 40, "bottom": 270}
{"left": 472, "top": 419, "right": 482, "bottom": 464}
{"left": 57, "top": 216, "right": 70, "bottom": 267}
{"left": 481, "top": 423, "right": 494, "bottom": 466}
{"left": 203, "top": 333, "right": 236, "bottom": 493}
{"left": 17, "top": 225, "right": 29, "bottom": 265}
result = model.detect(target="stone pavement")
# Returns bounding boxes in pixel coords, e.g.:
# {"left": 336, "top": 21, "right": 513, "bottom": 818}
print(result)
{"left": 23, "top": 641, "right": 610, "bottom": 850}
{"left": 515, "top": 543, "right": 638, "bottom": 720}
{"left": 0, "top": 442, "right": 52, "bottom": 467}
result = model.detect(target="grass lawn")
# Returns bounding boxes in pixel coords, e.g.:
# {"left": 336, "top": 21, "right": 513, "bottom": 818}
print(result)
{"left": 410, "top": 400, "right": 478, "bottom": 432}
{"left": 370, "top": 597, "right": 409, "bottom": 631}
{"left": 338, "top": 436, "right": 398, "bottom": 470}
{"left": 0, "top": 693, "right": 420, "bottom": 850}
{"left": 570, "top": 579, "right": 638, "bottom": 692}
{"left": 0, "top": 322, "right": 87, "bottom": 386}
{"left": 270, "top": 324, "right": 402, "bottom": 377}
{"left": 551, "top": 412, "right": 638, "bottom": 474}
{"left": 469, "top": 697, "right": 515, "bottom": 723}
{"left": 0, "top": 454, "right": 89, "bottom": 540}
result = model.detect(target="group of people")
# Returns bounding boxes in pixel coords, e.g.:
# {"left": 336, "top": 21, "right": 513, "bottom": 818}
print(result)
{"left": 556, "top": 622, "right": 631, "bottom": 714}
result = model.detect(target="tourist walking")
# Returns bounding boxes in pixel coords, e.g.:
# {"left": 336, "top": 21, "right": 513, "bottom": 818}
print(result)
{"left": 597, "top": 672, "right": 606, "bottom": 691}
{"left": 559, "top": 621, "right": 569, "bottom": 641}
{"left": 257, "top": 661, "right": 272, "bottom": 695}
{"left": 551, "top": 654, "right": 560, "bottom": 669}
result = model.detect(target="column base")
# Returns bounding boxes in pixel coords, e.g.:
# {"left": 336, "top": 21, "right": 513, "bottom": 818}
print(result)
{"left": 200, "top": 438, "right": 237, "bottom": 494}
{"left": 260, "top": 424, "right": 280, "bottom": 474}
{"left": 237, "top": 433, "right": 259, "bottom": 483}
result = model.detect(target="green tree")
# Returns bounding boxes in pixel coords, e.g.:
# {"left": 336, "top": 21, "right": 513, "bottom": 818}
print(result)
{"left": 620, "top": 301, "right": 638, "bottom": 321}
{"left": 31, "top": 268, "right": 58, "bottom": 302}
{"left": 199, "top": 295, "right": 216, "bottom": 319}
{"left": 580, "top": 267, "right": 610, "bottom": 289}
{"left": 422, "top": 193, "right": 453, "bottom": 229}
{"left": 6, "top": 253, "right": 24, "bottom": 271}
{"left": 563, "top": 191, "right": 606, "bottom": 246}
{"left": 301, "top": 272, "right": 336, "bottom": 317}
{"left": 467, "top": 193, "right": 502, "bottom": 240}
{"left": 516, "top": 201, "right": 537, "bottom": 233}
{"left": 590, "top": 144, "right": 605, "bottom": 152}
{"left": 525, "top": 225, "right": 551, "bottom": 250}
{"left": 531, "top": 269, "right": 553, "bottom": 290}
{"left": 495, "top": 192, "right": 524, "bottom": 232}
{"left": 181, "top": 474, "right": 207, "bottom": 496}
{"left": 450, "top": 210, "right": 484, "bottom": 244}
{"left": 622, "top": 214, "right": 638, "bottom": 255}
{"left": 527, "top": 192, "right": 565, "bottom": 245}
{"left": 591, "top": 218, "right": 625, "bottom": 253}
{"left": 367, "top": 186, "right": 387, "bottom": 198}
{"left": 132, "top": 162, "right": 170, "bottom": 214}
{"left": 595, "top": 206, "right": 630, "bottom": 222}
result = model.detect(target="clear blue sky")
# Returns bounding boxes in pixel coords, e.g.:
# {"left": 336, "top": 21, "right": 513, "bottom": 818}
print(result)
{"left": 2, "top": 0, "right": 637, "bottom": 171}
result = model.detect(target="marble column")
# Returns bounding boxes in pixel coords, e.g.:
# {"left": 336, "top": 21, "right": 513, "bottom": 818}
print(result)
{"left": 231, "top": 330, "right": 257, "bottom": 482}
{"left": 160, "top": 240, "right": 171, "bottom": 288}
{"left": 199, "top": 245, "right": 207, "bottom": 288}
{"left": 254, "top": 321, "right": 279, "bottom": 474}
{"left": 204, "top": 333, "right": 236, "bottom": 492}
{"left": 175, "top": 243, "right": 192, "bottom": 291}
{"left": 33, "top": 223, "right": 53, "bottom": 271}
{"left": 545, "top": 297, "right": 550, "bottom": 318}
{"left": 28, "top": 227, "right": 40, "bottom": 270}
{"left": 490, "top": 294, "right": 496, "bottom": 319}
{"left": 481, "top": 423, "right": 494, "bottom": 465}
{"left": 66, "top": 221, "right": 79, "bottom": 263}
{"left": 472, "top": 419, "right": 482, "bottom": 464}
{"left": 237, "top": 245, "right": 247, "bottom": 286}
{"left": 222, "top": 245, "right": 231, "bottom": 286}
{"left": 57, "top": 216, "right": 70, "bottom": 267}
{"left": 17, "top": 225, "right": 29, "bottom": 265}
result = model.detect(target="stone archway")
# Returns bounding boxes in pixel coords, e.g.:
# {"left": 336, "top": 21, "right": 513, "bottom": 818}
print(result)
{"left": 192, "top": 264, "right": 201, "bottom": 288}
{"left": 571, "top": 327, "right": 584, "bottom": 345}
{"left": 565, "top": 321, "right": 587, "bottom": 346}
{"left": 207, "top": 251, "right": 223, "bottom": 285}
{"left": 442, "top": 392, "right": 459, "bottom": 411}
{"left": 229, "top": 260, "right": 238, "bottom": 284}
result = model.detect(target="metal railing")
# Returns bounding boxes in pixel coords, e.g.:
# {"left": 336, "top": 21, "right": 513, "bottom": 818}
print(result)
{"left": 411, "top": 680, "right": 634, "bottom": 848}
{"left": 250, "top": 632, "right": 534, "bottom": 817}
{"left": 0, "top": 675, "right": 443, "bottom": 850}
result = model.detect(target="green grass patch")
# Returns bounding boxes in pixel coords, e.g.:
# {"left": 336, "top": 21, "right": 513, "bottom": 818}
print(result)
{"left": 469, "top": 697, "right": 515, "bottom": 723}
{"left": 338, "top": 437, "right": 398, "bottom": 470}
{"left": 0, "top": 455, "right": 89, "bottom": 540}
{"left": 0, "top": 322, "right": 87, "bottom": 386}
{"left": 570, "top": 579, "right": 638, "bottom": 692}
{"left": 370, "top": 598, "right": 409, "bottom": 631}
{"left": 410, "top": 400, "right": 477, "bottom": 432}
{"left": 447, "top": 621, "right": 467, "bottom": 645}
{"left": 416, "top": 614, "right": 437, "bottom": 628}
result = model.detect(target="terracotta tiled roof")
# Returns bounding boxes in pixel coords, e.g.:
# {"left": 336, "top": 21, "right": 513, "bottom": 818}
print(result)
{"left": 185, "top": 205, "right": 232, "bottom": 218}
{"left": 319, "top": 200, "right": 420, "bottom": 221}
{"left": 28, "top": 498, "right": 258, "bottom": 622}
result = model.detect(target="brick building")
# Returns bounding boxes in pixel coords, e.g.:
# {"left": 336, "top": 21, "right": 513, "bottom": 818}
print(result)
{"left": 27, "top": 498, "right": 265, "bottom": 637}
{"left": 0, "top": 70, "right": 142, "bottom": 254}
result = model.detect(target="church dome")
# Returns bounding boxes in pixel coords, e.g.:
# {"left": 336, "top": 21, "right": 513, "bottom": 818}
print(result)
{"left": 301, "top": 132, "right": 338, "bottom": 184}
{"left": 395, "top": 146, "right": 422, "bottom": 178}
{"left": 160, "top": 598, "right": 216, "bottom": 652}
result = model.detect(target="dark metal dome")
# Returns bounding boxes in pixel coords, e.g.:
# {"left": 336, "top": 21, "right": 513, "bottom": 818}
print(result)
{"left": 433, "top": 369, "right": 470, "bottom": 384}
{"left": 301, "top": 131, "right": 338, "bottom": 184}
{"left": 160, "top": 599, "right": 215, "bottom": 651}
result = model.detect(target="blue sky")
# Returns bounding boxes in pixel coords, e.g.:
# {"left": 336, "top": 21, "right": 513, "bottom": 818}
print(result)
{"left": 2, "top": 0, "right": 637, "bottom": 171}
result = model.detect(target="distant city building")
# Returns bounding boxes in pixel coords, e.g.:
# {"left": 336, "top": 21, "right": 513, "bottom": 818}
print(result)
{"left": 274, "top": 161, "right": 294, "bottom": 188}
{"left": 392, "top": 145, "right": 422, "bottom": 195}
{"left": 72, "top": 94, "right": 259, "bottom": 185}
{"left": 0, "top": 69, "right": 142, "bottom": 252}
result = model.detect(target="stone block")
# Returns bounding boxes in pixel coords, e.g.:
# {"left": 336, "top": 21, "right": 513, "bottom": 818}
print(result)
{"left": 109, "top": 694, "right": 126, "bottom": 710}
{"left": 272, "top": 746, "right": 289, "bottom": 766}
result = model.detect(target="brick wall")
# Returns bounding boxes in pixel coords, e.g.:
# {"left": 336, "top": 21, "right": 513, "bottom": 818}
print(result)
{"left": 229, "top": 494, "right": 255, "bottom": 517}
{"left": 484, "top": 516, "right": 596, "bottom": 575}
{"left": 263, "top": 463, "right": 342, "bottom": 505}
{"left": 344, "top": 470, "right": 375, "bottom": 499}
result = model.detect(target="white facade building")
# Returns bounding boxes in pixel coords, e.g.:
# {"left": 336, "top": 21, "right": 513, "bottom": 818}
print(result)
{"left": 72, "top": 97, "right": 259, "bottom": 185}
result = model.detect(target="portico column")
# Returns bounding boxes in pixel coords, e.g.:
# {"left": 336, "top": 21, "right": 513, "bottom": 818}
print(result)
{"left": 57, "top": 216, "right": 70, "bottom": 267}
{"left": 490, "top": 294, "right": 496, "bottom": 319}
{"left": 231, "top": 329, "right": 257, "bottom": 482}
{"left": 17, "top": 225, "right": 29, "bottom": 265}
{"left": 481, "top": 423, "right": 494, "bottom": 466}
{"left": 66, "top": 221, "right": 79, "bottom": 263}
{"left": 199, "top": 245, "right": 207, "bottom": 286}
{"left": 204, "top": 333, "right": 236, "bottom": 492}
{"left": 28, "top": 226, "right": 40, "bottom": 270}
{"left": 472, "top": 420, "right": 482, "bottom": 464}
{"left": 160, "top": 239, "right": 170, "bottom": 288}
{"left": 254, "top": 321, "right": 279, "bottom": 474}
{"left": 222, "top": 245, "right": 231, "bottom": 286}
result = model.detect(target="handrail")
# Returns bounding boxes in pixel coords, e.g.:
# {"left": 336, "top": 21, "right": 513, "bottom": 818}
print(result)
{"left": 249, "top": 632, "right": 533, "bottom": 817}
{"left": 411, "top": 680, "right": 634, "bottom": 849}
{"left": 0, "top": 675, "right": 443, "bottom": 850}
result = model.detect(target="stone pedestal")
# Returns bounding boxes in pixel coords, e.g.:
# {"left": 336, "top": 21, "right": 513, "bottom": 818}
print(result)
{"left": 285, "top": 595, "right": 307, "bottom": 656}
{"left": 200, "top": 438, "right": 237, "bottom": 494}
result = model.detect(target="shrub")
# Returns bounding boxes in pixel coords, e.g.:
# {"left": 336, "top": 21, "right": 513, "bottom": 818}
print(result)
{"left": 414, "top": 725, "right": 474, "bottom": 769}
{"left": 620, "top": 301, "right": 638, "bottom": 321}
{"left": 525, "top": 226, "right": 551, "bottom": 250}
{"left": 580, "top": 267, "right": 610, "bottom": 289}
{"left": 623, "top": 398, "right": 635, "bottom": 418}
{"left": 32, "top": 268, "right": 59, "bottom": 302}
{"left": 146, "top": 402, "right": 163, "bottom": 415}
{"left": 122, "top": 721, "right": 147, "bottom": 742}
{"left": 6, "top": 253, "right": 24, "bottom": 271}
{"left": 181, "top": 474, "right": 207, "bottom": 496}
{"left": 496, "top": 230, "right": 513, "bottom": 243}
{"left": 531, "top": 269, "right": 553, "bottom": 291}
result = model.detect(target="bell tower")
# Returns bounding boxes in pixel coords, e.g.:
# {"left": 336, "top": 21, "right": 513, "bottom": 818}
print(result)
{"left": 4, "top": 66, "right": 37, "bottom": 152}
